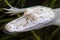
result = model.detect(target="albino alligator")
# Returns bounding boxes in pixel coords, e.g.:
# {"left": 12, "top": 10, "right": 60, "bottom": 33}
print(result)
{"left": 3, "top": 0, "right": 60, "bottom": 34}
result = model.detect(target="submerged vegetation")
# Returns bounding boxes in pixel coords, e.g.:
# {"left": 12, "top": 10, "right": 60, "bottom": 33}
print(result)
{"left": 0, "top": 0, "right": 60, "bottom": 40}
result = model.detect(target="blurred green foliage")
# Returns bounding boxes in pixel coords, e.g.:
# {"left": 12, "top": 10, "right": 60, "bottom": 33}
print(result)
{"left": 0, "top": 0, "right": 60, "bottom": 40}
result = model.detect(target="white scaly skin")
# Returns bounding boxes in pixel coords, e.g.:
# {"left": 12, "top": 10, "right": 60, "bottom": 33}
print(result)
{"left": 4, "top": 5, "right": 60, "bottom": 34}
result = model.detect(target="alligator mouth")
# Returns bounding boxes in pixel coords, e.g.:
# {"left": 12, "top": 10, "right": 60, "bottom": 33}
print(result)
{"left": 3, "top": 29, "right": 16, "bottom": 34}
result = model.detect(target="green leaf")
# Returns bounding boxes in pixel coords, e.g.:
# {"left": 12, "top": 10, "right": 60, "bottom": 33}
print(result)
{"left": 0, "top": 8, "right": 4, "bottom": 11}
{"left": 49, "top": 0, "right": 57, "bottom": 8}
{"left": 0, "top": 0, "right": 3, "bottom": 2}
{"left": 0, "top": 14, "right": 5, "bottom": 18}
{"left": 48, "top": 27, "right": 60, "bottom": 40}
{"left": 0, "top": 18, "right": 13, "bottom": 23}
{"left": 0, "top": 33, "right": 18, "bottom": 40}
